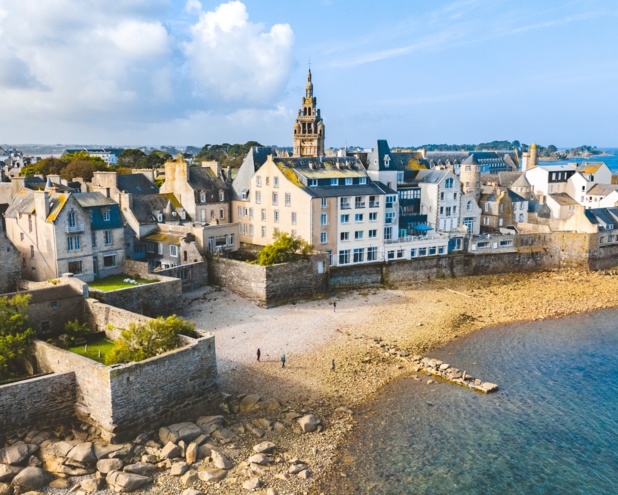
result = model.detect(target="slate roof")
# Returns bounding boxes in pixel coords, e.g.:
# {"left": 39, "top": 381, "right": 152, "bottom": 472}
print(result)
{"left": 188, "top": 167, "right": 229, "bottom": 200}
{"left": 405, "top": 169, "right": 450, "bottom": 185}
{"left": 302, "top": 183, "right": 385, "bottom": 198}
{"left": 587, "top": 183, "right": 618, "bottom": 196}
{"left": 4, "top": 188, "right": 36, "bottom": 217}
{"left": 275, "top": 156, "right": 367, "bottom": 180}
{"left": 507, "top": 190, "right": 526, "bottom": 202}
{"left": 510, "top": 174, "right": 531, "bottom": 188}
{"left": 577, "top": 162, "right": 606, "bottom": 174}
{"left": 584, "top": 208, "right": 618, "bottom": 228}
{"left": 548, "top": 193, "right": 578, "bottom": 206}
{"left": 232, "top": 146, "right": 273, "bottom": 200}
{"left": 117, "top": 174, "right": 159, "bottom": 195}
{"left": 142, "top": 232, "right": 182, "bottom": 245}
{"left": 498, "top": 172, "right": 525, "bottom": 188}
{"left": 74, "top": 192, "right": 117, "bottom": 208}
{"left": 130, "top": 193, "right": 185, "bottom": 225}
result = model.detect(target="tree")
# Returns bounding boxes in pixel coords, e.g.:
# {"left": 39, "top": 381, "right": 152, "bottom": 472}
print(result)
{"left": 105, "top": 315, "right": 196, "bottom": 365}
{"left": 138, "top": 150, "right": 172, "bottom": 169}
{"left": 63, "top": 319, "right": 89, "bottom": 344}
{"left": 61, "top": 159, "right": 100, "bottom": 182}
{"left": 256, "top": 232, "right": 313, "bottom": 266}
{"left": 0, "top": 294, "right": 34, "bottom": 382}
{"left": 118, "top": 149, "right": 146, "bottom": 169}
{"left": 546, "top": 145, "right": 558, "bottom": 154}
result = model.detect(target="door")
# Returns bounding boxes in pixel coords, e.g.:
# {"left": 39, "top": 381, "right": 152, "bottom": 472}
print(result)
{"left": 93, "top": 256, "right": 98, "bottom": 276}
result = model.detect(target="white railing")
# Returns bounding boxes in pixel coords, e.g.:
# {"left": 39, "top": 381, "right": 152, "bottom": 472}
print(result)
{"left": 66, "top": 224, "right": 85, "bottom": 233}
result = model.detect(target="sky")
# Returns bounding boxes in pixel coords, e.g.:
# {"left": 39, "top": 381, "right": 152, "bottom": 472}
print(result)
{"left": 0, "top": 0, "right": 617, "bottom": 148}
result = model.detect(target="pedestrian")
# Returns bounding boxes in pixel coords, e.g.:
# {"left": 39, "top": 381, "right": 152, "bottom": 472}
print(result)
{"left": 331, "top": 359, "right": 335, "bottom": 372}
{"left": 333, "top": 301, "right": 337, "bottom": 312}
{"left": 256, "top": 348, "right": 261, "bottom": 362}
{"left": 281, "top": 354, "right": 286, "bottom": 368}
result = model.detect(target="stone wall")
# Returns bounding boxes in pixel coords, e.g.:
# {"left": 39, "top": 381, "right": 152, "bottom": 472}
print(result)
{"left": 329, "top": 263, "right": 383, "bottom": 290}
{"left": 209, "top": 254, "right": 329, "bottom": 307}
{"left": 0, "top": 373, "right": 76, "bottom": 441}
{"left": 83, "top": 298, "right": 151, "bottom": 340}
{"left": 156, "top": 261, "right": 209, "bottom": 292}
{"left": 89, "top": 276, "right": 183, "bottom": 317}
{"left": 0, "top": 230, "right": 20, "bottom": 294}
{"left": 108, "top": 334, "right": 219, "bottom": 440}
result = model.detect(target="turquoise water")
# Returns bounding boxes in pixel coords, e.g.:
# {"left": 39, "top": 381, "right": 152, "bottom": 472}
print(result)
{"left": 541, "top": 148, "right": 618, "bottom": 171}
{"left": 322, "top": 310, "right": 618, "bottom": 494}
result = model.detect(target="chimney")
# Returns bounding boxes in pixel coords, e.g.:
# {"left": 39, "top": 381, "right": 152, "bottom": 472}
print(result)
{"left": 11, "top": 176, "right": 25, "bottom": 195}
{"left": 202, "top": 160, "right": 221, "bottom": 177}
{"left": 34, "top": 190, "right": 50, "bottom": 219}
{"left": 134, "top": 169, "right": 155, "bottom": 184}
{"left": 119, "top": 191, "right": 133, "bottom": 210}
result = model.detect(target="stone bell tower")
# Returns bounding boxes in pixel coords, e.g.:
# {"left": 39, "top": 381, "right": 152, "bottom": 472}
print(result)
{"left": 293, "top": 69, "right": 325, "bottom": 158}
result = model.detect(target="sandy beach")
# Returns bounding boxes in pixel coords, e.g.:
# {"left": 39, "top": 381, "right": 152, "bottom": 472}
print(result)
{"left": 180, "top": 267, "right": 618, "bottom": 493}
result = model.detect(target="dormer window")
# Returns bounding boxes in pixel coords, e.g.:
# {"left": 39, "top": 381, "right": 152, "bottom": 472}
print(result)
{"left": 331, "top": 178, "right": 338, "bottom": 186}
{"left": 157, "top": 212, "right": 163, "bottom": 222}
{"left": 219, "top": 191, "right": 224, "bottom": 201}
{"left": 200, "top": 191, "right": 206, "bottom": 203}
{"left": 345, "top": 178, "right": 352, "bottom": 186}
{"left": 309, "top": 179, "right": 317, "bottom": 187}
{"left": 241, "top": 189, "right": 248, "bottom": 200}
{"left": 384, "top": 155, "right": 391, "bottom": 168}
{"left": 359, "top": 177, "right": 367, "bottom": 185}
{"left": 397, "top": 172, "right": 404, "bottom": 183}
{"left": 180, "top": 210, "right": 186, "bottom": 220}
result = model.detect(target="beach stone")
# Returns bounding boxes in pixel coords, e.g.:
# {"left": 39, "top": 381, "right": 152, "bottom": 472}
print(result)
{"left": 274, "top": 473, "right": 290, "bottom": 481}
{"left": 211, "top": 450, "right": 233, "bottom": 470}
{"left": 182, "top": 490, "right": 205, "bottom": 495}
{"left": 254, "top": 398, "right": 281, "bottom": 411}
{"left": 97, "top": 458, "right": 123, "bottom": 474}
{"left": 106, "top": 471, "right": 151, "bottom": 492}
{"left": 248, "top": 454, "right": 270, "bottom": 465}
{"left": 159, "top": 423, "right": 202, "bottom": 445}
{"left": 252, "top": 442, "right": 276, "bottom": 454}
{"left": 81, "top": 477, "right": 104, "bottom": 493}
{"left": 160, "top": 442, "right": 181, "bottom": 459}
{"left": 266, "top": 489, "right": 278, "bottom": 495}
{"left": 212, "top": 428, "right": 234, "bottom": 444}
{"left": 181, "top": 469, "right": 199, "bottom": 487}
{"left": 67, "top": 443, "right": 96, "bottom": 464}
{"left": 198, "top": 468, "right": 227, "bottom": 483}
{"left": 49, "top": 478, "right": 72, "bottom": 489}
{"left": 196, "top": 416, "right": 224, "bottom": 429}
{"left": 123, "top": 462, "right": 157, "bottom": 476}
{"left": 0, "top": 465, "right": 21, "bottom": 482}
{"left": 298, "top": 469, "right": 310, "bottom": 479}
{"left": 288, "top": 464, "right": 308, "bottom": 475}
{"left": 481, "top": 382, "right": 499, "bottom": 393}
{"left": 185, "top": 443, "right": 198, "bottom": 465}
{"left": 93, "top": 443, "right": 127, "bottom": 460}
{"left": 239, "top": 394, "right": 261, "bottom": 412}
{"left": 439, "top": 363, "right": 450, "bottom": 370}
{"left": 170, "top": 462, "right": 189, "bottom": 476}
{"left": 11, "top": 467, "right": 51, "bottom": 491}
{"left": 0, "top": 483, "right": 11, "bottom": 495}
{"left": 298, "top": 415, "right": 320, "bottom": 433}
{"left": 0, "top": 445, "right": 38, "bottom": 465}
{"left": 242, "top": 477, "right": 261, "bottom": 490}
{"left": 197, "top": 444, "right": 215, "bottom": 459}
{"left": 246, "top": 424, "right": 265, "bottom": 438}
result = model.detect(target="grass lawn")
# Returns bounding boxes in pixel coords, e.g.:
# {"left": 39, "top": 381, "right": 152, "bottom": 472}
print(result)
{"left": 69, "top": 336, "right": 115, "bottom": 364}
{"left": 88, "top": 274, "right": 156, "bottom": 291}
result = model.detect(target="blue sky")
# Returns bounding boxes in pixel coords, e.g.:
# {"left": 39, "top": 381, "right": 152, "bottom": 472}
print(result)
{"left": 0, "top": 0, "right": 616, "bottom": 148}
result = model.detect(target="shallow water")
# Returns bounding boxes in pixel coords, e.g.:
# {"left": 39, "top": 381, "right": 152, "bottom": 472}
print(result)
{"left": 323, "top": 310, "right": 618, "bottom": 494}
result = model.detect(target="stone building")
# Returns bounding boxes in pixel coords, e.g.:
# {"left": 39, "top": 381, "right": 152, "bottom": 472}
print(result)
{"left": 4, "top": 190, "right": 125, "bottom": 282}
{"left": 293, "top": 70, "right": 325, "bottom": 158}
{"left": 479, "top": 188, "right": 529, "bottom": 232}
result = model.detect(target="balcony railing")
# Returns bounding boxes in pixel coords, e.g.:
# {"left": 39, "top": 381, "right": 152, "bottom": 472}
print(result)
{"left": 369, "top": 201, "right": 380, "bottom": 208}
{"left": 340, "top": 203, "right": 351, "bottom": 210}
{"left": 355, "top": 202, "right": 366, "bottom": 209}
{"left": 66, "top": 224, "right": 85, "bottom": 233}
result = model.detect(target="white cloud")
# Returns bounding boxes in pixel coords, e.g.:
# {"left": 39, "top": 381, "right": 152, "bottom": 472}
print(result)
{"left": 0, "top": 0, "right": 295, "bottom": 142}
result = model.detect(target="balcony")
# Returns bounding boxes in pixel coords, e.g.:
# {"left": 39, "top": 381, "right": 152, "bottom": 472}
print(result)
{"left": 369, "top": 201, "right": 380, "bottom": 208}
{"left": 66, "top": 224, "right": 85, "bottom": 233}
{"left": 355, "top": 202, "right": 366, "bottom": 209}
{"left": 340, "top": 203, "right": 351, "bottom": 210}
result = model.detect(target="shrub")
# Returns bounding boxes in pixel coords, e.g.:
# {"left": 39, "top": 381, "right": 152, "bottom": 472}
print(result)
{"left": 105, "top": 315, "right": 196, "bottom": 365}
{"left": 256, "top": 232, "right": 313, "bottom": 266}
{"left": 0, "top": 294, "right": 34, "bottom": 382}
{"left": 64, "top": 319, "right": 90, "bottom": 344}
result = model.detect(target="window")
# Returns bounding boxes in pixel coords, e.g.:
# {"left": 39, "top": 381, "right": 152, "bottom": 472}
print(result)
{"left": 67, "top": 236, "right": 80, "bottom": 251}
{"left": 51, "top": 301, "right": 58, "bottom": 310}
{"left": 355, "top": 196, "right": 365, "bottom": 208}
{"left": 249, "top": 208, "right": 254, "bottom": 219}
{"left": 359, "top": 177, "right": 367, "bottom": 185}
{"left": 158, "top": 243, "right": 163, "bottom": 255}
{"left": 340, "top": 198, "right": 351, "bottom": 209}
{"left": 68, "top": 210, "right": 76, "bottom": 227}
{"left": 440, "top": 206, "right": 444, "bottom": 215}
{"left": 445, "top": 178, "right": 454, "bottom": 188}
{"left": 321, "top": 213, "right": 328, "bottom": 226}
{"left": 397, "top": 249, "right": 404, "bottom": 259}
{"left": 397, "top": 171, "right": 404, "bottom": 183}
{"left": 265, "top": 177, "right": 270, "bottom": 185}
{"left": 309, "top": 179, "right": 317, "bottom": 187}
{"left": 446, "top": 207, "right": 452, "bottom": 216}
{"left": 274, "top": 210, "right": 279, "bottom": 222}
{"left": 465, "top": 166, "right": 471, "bottom": 172}
{"left": 385, "top": 212, "right": 395, "bottom": 224}
{"left": 104, "top": 230, "right": 112, "bottom": 245}
{"left": 369, "top": 212, "right": 378, "bottom": 221}
{"left": 285, "top": 193, "right": 291, "bottom": 206}
{"left": 384, "top": 226, "right": 392, "bottom": 240}
{"left": 261, "top": 209, "right": 266, "bottom": 221}
{"left": 220, "top": 209, "right": 224, "bottom": 219}
{"left": 484, "top": 203, "right": 490, "bottom": 212}
{"left": 211, "top": 210, "right": 215, "bottom": 219}
{"left": 261, "top": 226, "right": 266, "bottom": 238}
{"left": 292, "top": 212, "right": 297, "bottom": 225}
{"left": 353, "top": 248, "right": 365, "bottom": 263}
{"left": 238, "top": 206, "right": 243, "bottom": 218}
{"left": 368, "top": 229, "right": 377, "bottom": 238}
{"left": 274, "top": 177, "right": 279, "bottom": 187}
{"left": 331, "top": 178, "right": 338, "bottom": 186}
{"left": 103, "top": 254, "right": 117, "bottom": 267}
{"left": 440, "top": 192, "right": 445, "bottom": 201}
{"left": 200, "top": 191, "right": 206, "bottom": 203}
{"left": 241, "top": 190, "right": 248, "bottom": 200}
{"left": 339, "top": 249, "right": 350, "bottom": 264}
{"left": 454, "top": 193, "right": 457, "bottom": 200}
{"left": 20, "top": 232, "right": 24, "bottom": 241}
{"left": 386, "top": 195, "right": 396, "bottom": 208}
{"left": 67, "top": 260, "right": 82, "bottom": 274}
{"left": 320, "top": 231, "right": 328, "bottom": 244}
{"left": 355, "top": 213, "right": 364, "bottom": 222}
{"left": 483, "top": 217, "right": 489, "bottom": 225}
{"left": 256, "top": 176, "right": 262, "bottom": 186}
{"left": 291, "top": 230, "right": 297, "bottom": 239}
{"left": 229, "top": 233, "right": 235, "bottom": 246}
{"left": 340, "top": 232, "right": 349, "bottom": 241}
{"left": 341, "top": 214, "right": 350, "bottom": 223}
{"left": 429, "top": 246, "right": 437, "bottom": 256}
{"left": 244, "top": 224, "right": 248, "bottom": 234}
{"left": 321, "top": 198, "right": 327, "bottom": 208}
{"left": 255, "top": 191, "right": 261, "bottom": 204}
{"left": 410, "top": 248, "right": 416, "bottom": 257}
{"left": 30, "top": 245, "right": 34, "bottom": 258}
{"left": 369, "top": 195, "right": 379, "bottom": 208}
{"left": 103, "top": 210, "right": 111, "bottom": 222}
{"left": 467, "top": 201, "right": 472, "bottom": 211}
{"left": 499, "top": 218, "right": 504, "bottom": 226}
{"left": 272, "top": 192, "right": 278, "bottom": 205}
{"left": 387, "top": 250, "right": 395, "bottom": 260}
{"left": 518, "top": 214, "right": 524, "bottom": 222}
{"left": 345, "top": 178, "right": 353, "bottom": 185}
{"left": 355, "top": 231, "right": 363, "bottom": 240}
{"left": 367, "top": 246, "right": 377, "bottom": 261}
{"left": 419, "top": 247, "right": 427, "bottom": 256}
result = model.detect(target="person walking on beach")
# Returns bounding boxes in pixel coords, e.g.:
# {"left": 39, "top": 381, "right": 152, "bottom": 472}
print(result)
{"left": 281, "top": 354, "right": 286, "bottom": 368}
{"left": 331, "top": 359, "right": 336, "bottom": 372}
{"left": 333, "top": 301, "right": 337, "bottom": 312}
{"left": 256, "top": 348, "right": 261, "bottom": 362}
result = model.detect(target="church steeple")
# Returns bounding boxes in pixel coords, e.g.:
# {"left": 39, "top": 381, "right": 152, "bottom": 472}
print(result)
{"left": 293, "top": 68, "right": 325, "bottom": 158}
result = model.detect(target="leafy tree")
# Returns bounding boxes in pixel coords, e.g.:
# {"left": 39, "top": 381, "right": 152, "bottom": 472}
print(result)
{"left": 118, "top": 149, "right": 146, "bottom": 169}
{"left": 137, "top": 150, "right": 172, "bottom": 169}
{"left": 0, "top": 294, "right": 34, "bottom": 382}
{"left": 256, "top": 231, "right": 313, "bottom": 266}
{"left": 105, "top": 315, "right": 196, "bottom": 365}
{"left": 193, "top": 141, "right": 263, "bottom": 169}
{"left": 63, "top": 319, "right": 90, "bottom": 344}
{"left": 61, "top": 159, "right": 102, "bottom": 182}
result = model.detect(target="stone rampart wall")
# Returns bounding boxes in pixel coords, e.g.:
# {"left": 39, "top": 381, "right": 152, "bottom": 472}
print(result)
{"left": 89, "top": 276, "right": 182, "bottom": 317}
{"left": 329, "top": 263, "right": 384, "bottom": 290}
{"left": 0, "top": 231, "right": 21, "bottom": 294}
{"left": 33, "top": 340, "right": 113, "bottom": 432}
{"left": 83, "top": 298, "right": 151, "bottom": 340}
{"left": 209, "top": 254, "right": 329, "bottom": 307}
{"left": 108, "top": 334, "right": 219, "bottom": 440}
{"left": 156, "top": 261, "right": 209, "bottom": 292}
{"left": 0, "top": 373, "right": 76, "bottom": 441}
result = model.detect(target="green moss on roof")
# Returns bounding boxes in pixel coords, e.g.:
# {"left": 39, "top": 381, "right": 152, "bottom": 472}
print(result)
{"left": 407, "top": 158, "right": 428, "bottom": 170}
{"left": 278, "top": 165, "right": 303, "bottom": 187}
{"left": 142, "top": 232, "right": 182, "bottom": 245}
{"left": 46, "top": 194, "right": 67, "bottom": 222}
{"left": 161, "top": 193, "right": 182, "bottom": 209}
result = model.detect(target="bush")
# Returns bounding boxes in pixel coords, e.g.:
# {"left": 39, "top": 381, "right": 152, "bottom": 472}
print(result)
{"left": 256, "top": 232, "right": 313, "bottom": 266}
{"left": 0, "top": 294, "right": 34, "bottom": 382}
{"left": 64, "top": 319, "right": 90, "bottom": 344}
{"left": 105, "top": 315, "right": 196, "bottom": 365}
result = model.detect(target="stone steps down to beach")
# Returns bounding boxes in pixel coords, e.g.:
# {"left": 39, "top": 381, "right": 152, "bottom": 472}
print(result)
{"left": 411, "top": 356, "right": 498, "bottom": 393}
{"left": 0, "top": 393, "right": 324, "bottom": 495}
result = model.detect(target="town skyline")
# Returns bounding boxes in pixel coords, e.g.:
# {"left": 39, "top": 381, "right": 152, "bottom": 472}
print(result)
{"left": 0, "top": 0, "right": 617, "bottom": 147}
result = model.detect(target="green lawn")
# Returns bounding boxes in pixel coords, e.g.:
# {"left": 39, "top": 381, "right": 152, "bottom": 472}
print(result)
{"left": 88, "top": 274, "right": 156, "bottom": 291}
{"left": 69, "top": 337, "right": 115, "bottom": 364}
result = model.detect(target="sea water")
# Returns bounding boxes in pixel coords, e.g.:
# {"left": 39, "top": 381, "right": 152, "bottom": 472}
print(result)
{"left": 541, "top": 148, "right": 618, "bottom": 171}
{"left": 322, "top": 310, "right": 618, "bottom": 495}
